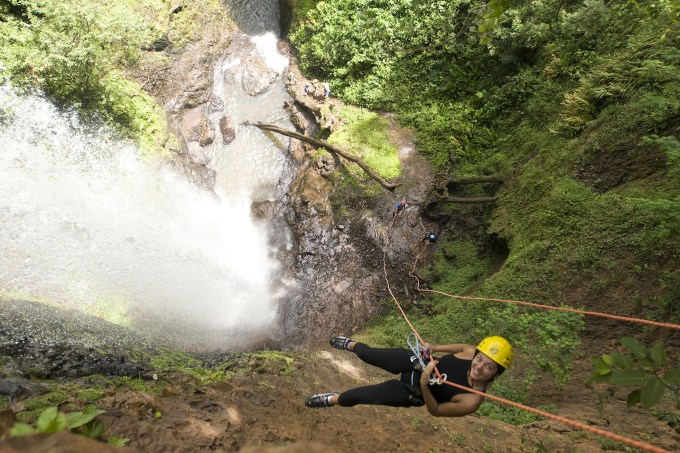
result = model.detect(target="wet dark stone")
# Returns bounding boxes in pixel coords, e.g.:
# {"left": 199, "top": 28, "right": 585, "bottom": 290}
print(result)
{"left": 0, "top": 379, "right": 19, "bottom": 396}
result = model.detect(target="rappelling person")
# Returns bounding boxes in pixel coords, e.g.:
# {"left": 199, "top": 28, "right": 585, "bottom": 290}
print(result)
{"left": 392, "top": 198, "right": 408, "bottom": 218}
{"left": 423, "top": 231, "right": 437, "bottom": 244}
{"left": 305, "top": 335, "right": 513, "bottom": 417}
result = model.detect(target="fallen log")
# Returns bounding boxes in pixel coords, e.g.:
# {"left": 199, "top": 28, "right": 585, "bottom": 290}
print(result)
{"left": 247, "top": 122, "right": 400, "bottom": 192}
{"left": 452, "top": 176, "right": 502, "bottom": 184}
{"left": 446, "top": 196, "right": 497, "bottom": 203}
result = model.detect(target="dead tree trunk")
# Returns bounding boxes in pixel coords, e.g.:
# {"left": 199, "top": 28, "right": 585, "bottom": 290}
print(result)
{"left": 446, "top": 196, "right": 498, "bottom": 203}
{"left": 452, "top": 176, "right": 502, "bottom": 184}
{"left": 247, "top": 122, "right": 400, "bottom": 192}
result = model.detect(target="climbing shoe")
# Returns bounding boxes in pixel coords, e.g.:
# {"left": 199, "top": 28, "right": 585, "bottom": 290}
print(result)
{"left": 305, "top": 393, "right": 337, "bottom": 408}
{"left": 329, "top": 336, "right": 353, "bottom": 351}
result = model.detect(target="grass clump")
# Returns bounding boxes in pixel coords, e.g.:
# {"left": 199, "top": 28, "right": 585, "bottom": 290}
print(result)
{"left": 327, "top": 105, "right": 401, "bottom": 184}
{"left": 17, "top": 390, "right": 70, "bottom": 423}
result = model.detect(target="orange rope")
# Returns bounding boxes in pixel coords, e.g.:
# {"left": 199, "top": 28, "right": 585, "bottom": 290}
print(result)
{"left": 424, "top": 290, "right": 680, "bottom": 330}
{"left": 382, "top": 215, "right": 424, "bottom": 344}
{"left": 408, "top": 246, "right": 680, "bottom": 330}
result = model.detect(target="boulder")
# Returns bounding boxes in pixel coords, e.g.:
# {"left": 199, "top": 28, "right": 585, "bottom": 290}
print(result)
{"left": 180, "top": 105, "right": 214, "bottom": 165}
{"left": 241, "top": 57, "right": 278, "bottom": 96}
{"left": 219, "top": 115, "right": 236, "bottom": 144}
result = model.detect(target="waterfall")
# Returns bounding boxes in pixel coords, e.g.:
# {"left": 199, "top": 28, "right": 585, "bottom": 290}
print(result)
{"left": 0, "top": 0, "right": 295, "bottom": 349}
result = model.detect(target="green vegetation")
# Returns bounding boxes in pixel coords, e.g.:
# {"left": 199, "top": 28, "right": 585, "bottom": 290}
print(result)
{"left": 10, "top": 406, "right": 128, "bottom": 446}
{"left": 0, "top": 0, "right": 227, "bottom": 154}
{"left": 325, "top": 105, "right": 402, "bottom": 192}
{"left": 289, "top": 0, "right": 322, "bottom": 33}
{"left": 17, "top": 390, "right": 70, "bottom": 423}
{"left": 146, "top": 350, "right": 297, "bottom": 384}
{"left": 593, "top": 337, "right": 680, "bottom": 434}
{"left": 12, "top": 406, "right": 105, "bottom": 437}
{"left": 0, "top": 0, "right": 166, "bottom": 152}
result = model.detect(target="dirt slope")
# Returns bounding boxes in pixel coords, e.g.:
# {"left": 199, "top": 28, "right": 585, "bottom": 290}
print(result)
{"left": 88, "top": 344, "right": 678, "bottom": 453}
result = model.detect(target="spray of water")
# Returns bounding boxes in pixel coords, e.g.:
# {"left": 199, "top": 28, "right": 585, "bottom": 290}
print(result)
{"left": 0, "top": 0, "right": 296, "bottom": 349}
{"left": 0, "top": 86, "right": 278, "bottom": 348}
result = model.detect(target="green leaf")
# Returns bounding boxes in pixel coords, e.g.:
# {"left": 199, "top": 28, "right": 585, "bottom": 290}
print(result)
{"left": 67, "top": 407, "right": 106, "bottom": 429}
{"left": 591, "top": 373, "right": 611, "bottom": 383}
{"left": 90, "top": 420, "right": 105, "bottom": 438}
{"left": 650, "top": 343, "right": 667, "bottom": 367}
{"left": 610, "top": 370, "right": 647, "bottom": 386}
{"left": 620, "top": 355, "right": 634, "bottom": 370}
{"left": 664, "top": 369, "right": 680, "bottom": 385}
{"left": 641, "top": 377, "right": 665, "bottom": 409}
{"left": 642, "top": 360, "right": 655, "bottom": 372}
{"left": 621, "top": 337, "right": 648, "bottom": 359}
{"left": 107, "top": 437, "right": 130, "bottom": 447}
{"left": 627, "top": 389, "right": 641, "bottom": 407}
{"left": 601, "top": 354, "right": 614, "bottom": 365}
{"left": 36, "top": 407, "right": 58, "bottom": 431}
{"left": 609, "top": 352, "right": 625, "bottom": 367}
{"left": 10, "top": 423, "right": 37, "bottom": 436}
{"left": 594, "top": 362, "right": 612, "bottom": 376}
{"left": 36, "top": 407, "right": 67, "bottom": 433}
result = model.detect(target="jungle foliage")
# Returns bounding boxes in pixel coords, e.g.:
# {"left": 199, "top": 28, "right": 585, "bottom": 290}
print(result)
{"left": 292, "top": 0, "right": 679, "bottom": 423}
{"left": 0, "top": 0, "right": 225, "bottom": 152}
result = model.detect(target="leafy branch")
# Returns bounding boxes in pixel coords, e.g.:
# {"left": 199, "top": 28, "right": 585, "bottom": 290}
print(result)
{"left": 592, "top": 337, "right": 680, "bottom": 433}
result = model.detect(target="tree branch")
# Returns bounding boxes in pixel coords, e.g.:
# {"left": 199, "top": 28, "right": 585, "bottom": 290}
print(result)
{"left": 246, "top": 122, "right": 401, "bottom": 192}
{"left": 446, "top": 196, "right": 497, "bottom": 203}
{"left": 452, "top": 176, "right": 503, "bottom": 184}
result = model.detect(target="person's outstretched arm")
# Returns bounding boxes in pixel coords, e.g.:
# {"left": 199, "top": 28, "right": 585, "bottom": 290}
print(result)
{"left": 423, "top": 343, "right": 476, "bottom": 355}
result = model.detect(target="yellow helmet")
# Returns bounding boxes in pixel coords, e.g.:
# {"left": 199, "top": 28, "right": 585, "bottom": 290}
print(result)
{"left": 477, "top": 336, "right": 513, "bottom": 369}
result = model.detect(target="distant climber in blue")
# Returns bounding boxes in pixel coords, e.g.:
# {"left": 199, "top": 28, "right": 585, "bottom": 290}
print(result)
{"left": 392, "top": 198, "right": 408, "bottom": 218}
{"left": 424, "top": 232, "right": 437, "bottom": 244}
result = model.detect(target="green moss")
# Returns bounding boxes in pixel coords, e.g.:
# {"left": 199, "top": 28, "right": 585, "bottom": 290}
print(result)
{"left": 18, "top": 390, "right": 70, "bottom": 423}
{"left": 148, "top": 351, "right": 202, "bottom": 371}
{"left": 327, "top": 106, "right": 401, "bottom": 181}
{"left": 73, "top": 387, "right": 106, "bottom": 404}
{"left": 112, "top": 376, "right": 169, "bottom": 396}
{"left": 250, "top": 351, "right": 296, "bottom": 376}
{"left": 167, "top": 0, "right": 229, "bottom": 49}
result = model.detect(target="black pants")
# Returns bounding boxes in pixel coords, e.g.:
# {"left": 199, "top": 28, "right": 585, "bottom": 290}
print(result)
{"left": 337, "top": 343, "right": 423, "bottom": 408}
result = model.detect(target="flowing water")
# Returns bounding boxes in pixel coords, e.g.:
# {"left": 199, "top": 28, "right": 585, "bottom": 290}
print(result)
{"left": 0, "top": 0, "right": 294, "bottom": 349}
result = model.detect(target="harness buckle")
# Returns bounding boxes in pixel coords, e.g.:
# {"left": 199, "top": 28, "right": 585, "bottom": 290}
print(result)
{"left": 428, "top": 373, "right": 447, "bottom": 385}
{"left": 409, "top": 355, "right": 423, "bottom": 371}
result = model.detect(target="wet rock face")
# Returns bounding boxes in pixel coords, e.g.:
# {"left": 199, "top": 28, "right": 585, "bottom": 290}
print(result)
{"left": 240, "top": 57, "right": 278, "bottom": 96}
{"left": 219, "top": 115, "right": 236, "bottom": 144}
{"left": 0, "top": 300, "right": 150, "bottom": 380}
{"left": 180, "top": 105, "right": 215, "bottom": 166}
{"left": 276, "top": 163, "right": 388, "bottom": 345}
{"left": 269, "top": 59, "right": 438, "bottom": 347}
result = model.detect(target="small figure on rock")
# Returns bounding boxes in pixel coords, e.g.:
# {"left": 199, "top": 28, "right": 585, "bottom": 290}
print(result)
{"left": 392, "top": 199, "right": 408, "bottom": 218}
{"left": 323, "top": 81, "right": 331, "bottom": 98}
{"left": 423, "top": 231, "right": 437, "bottom": 244}
{"left": 305, "top": 335, "right": 513, "bottom": 417}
